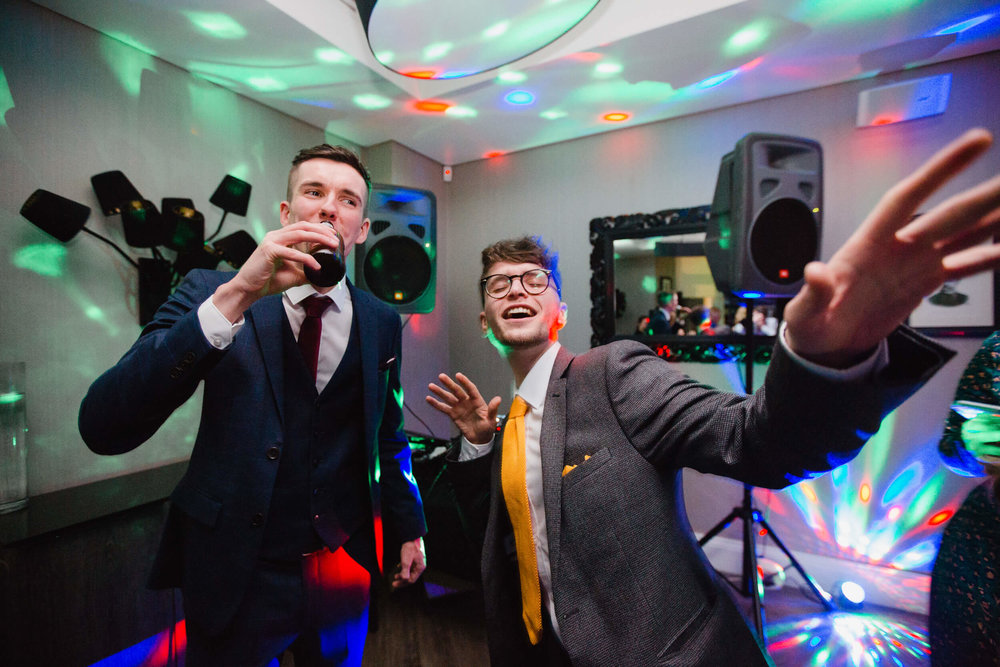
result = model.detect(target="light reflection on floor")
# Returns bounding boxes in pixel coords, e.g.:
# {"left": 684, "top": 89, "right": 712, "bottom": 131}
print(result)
{"left": 765, "top": 607, "right": 930, "bottom": 666}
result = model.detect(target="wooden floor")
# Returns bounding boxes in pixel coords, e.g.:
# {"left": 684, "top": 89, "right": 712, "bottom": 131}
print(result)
{"left": 353, "top": 569, "right": 930, "bottom": 667}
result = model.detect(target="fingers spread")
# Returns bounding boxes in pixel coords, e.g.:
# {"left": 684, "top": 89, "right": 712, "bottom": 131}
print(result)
{"left": 897, "top": 172, "right": 1000, "bottom": 245}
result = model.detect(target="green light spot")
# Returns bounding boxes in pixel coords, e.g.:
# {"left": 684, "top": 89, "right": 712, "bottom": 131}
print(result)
{"left": 353, "top": 94, "right": 392, "bottom": 110}
{"left": 14, "top": 244, "right": 67, "bottom": 278}
{"left": 595, "top": 62, "right": 623, "bottom": 76}
{"left": 315, "top": 47, "right": 352, "bottom": 64}
{"left": 725, "top": 22, "right": 770, "bottom": 57}
{"left": 641, "top": 276, "right": 657, "bottom": 294}
{"left": 423, "top": 42, "right": 452, "bottom": 61}
{"left": 445, "top": 105, "right": 477, "bottom": 118}
{"left": 540, "top": 109, "right": 567, "bottom": 120}
{"left": 0, "top": 392, "right": 24, "bottom": 405}
{"left": 100, "top": 34, "right": 157, "bottom": 97}
{"left": 497, "top": 71, "right": 527, "bottom": 84}
{"left": 375, "top": 51, "right": 395, "bottom": 65}
{"left": 84, "top": 305, "right": 104, "bottom": 321}
{"left": 483, "top": 21, "right": 510, "bottom": 39}
{"left": 182, "top": 12, "right": 247, "bottom": 39}
{"left": 247, "top": 77, "right": 287, "bottom": 92}
{"left": 369, "top": 249, "right": 384, "bottom": 270}
{"left": 0, "top": 68, "right": 14, "bottom": 128}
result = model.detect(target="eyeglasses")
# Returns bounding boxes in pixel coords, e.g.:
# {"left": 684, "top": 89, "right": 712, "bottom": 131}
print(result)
{"left": 481, "top": 269, "right": 553, "bottom": 299}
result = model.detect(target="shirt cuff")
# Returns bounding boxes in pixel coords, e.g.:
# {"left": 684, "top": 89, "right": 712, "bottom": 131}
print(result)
{"left": 458, "top": 436, "right": 494, "bottom": 461}
{"left": 197, "top": 297, "right": 245, "bottom": 350}
{"left": 778, "top": 321, "right": 889, "bottom": 381}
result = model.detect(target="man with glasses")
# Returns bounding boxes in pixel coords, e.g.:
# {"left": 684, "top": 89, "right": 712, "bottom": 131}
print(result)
{"left": 426, "top": 129, "right": 1000, "bottom": 665}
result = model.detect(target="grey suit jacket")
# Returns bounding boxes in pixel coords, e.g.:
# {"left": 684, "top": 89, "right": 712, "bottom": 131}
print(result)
{"left": 453, "top": 328, "right": 951, "bottom": 666}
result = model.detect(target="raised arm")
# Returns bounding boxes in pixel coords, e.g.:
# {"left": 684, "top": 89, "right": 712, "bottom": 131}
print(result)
{"left": 784, "top": 128, "right": 1000, "bottom": 367}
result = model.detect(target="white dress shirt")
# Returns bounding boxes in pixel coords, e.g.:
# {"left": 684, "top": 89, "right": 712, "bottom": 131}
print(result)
{"left": 198, "top": 279, "right": 353, "bottom": 391}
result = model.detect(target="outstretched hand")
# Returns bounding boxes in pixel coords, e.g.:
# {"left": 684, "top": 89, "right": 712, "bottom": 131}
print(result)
{"left": 784, "top": 129, "right": 1000, "bottom": 367}
{"left": 962, "top": 414, "right": 1000, "bottom": 463}
{"left": 426, "top": 372, "right": 501, "bottom": 445}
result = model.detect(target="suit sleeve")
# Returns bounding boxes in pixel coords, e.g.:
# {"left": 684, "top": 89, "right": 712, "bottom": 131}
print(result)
{"left": 607, "top": 326, "right": 953, "bottom": 489}
{"left": 938, "top": 331, "right": 1000, "bottom": 477}
{"left": 375, "top": 314, "right": 428, "bottom": 543}
{"left": 78, "top": 270, "right": 226, "bottom": 455}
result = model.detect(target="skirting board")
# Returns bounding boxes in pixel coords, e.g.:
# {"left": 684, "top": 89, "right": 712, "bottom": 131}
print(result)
{"left": 697, "top": 533, "right": 931, "bottom": 616}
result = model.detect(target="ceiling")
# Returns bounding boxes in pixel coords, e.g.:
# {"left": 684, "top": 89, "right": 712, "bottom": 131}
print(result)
{"left": 31, "top": 0, "right": 1000, "bottom": 166}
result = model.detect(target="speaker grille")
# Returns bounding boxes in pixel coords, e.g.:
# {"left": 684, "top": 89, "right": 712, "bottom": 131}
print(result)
{"left": 361, "top": 236, "right": 432, "bottom": 305}
{"left": 749, "top": 198, "right": 818, "bottom": 284}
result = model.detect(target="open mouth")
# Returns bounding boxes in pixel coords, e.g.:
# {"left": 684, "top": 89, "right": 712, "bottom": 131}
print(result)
{"left": 502, "top": 305, "right": 535, "bottom": 320}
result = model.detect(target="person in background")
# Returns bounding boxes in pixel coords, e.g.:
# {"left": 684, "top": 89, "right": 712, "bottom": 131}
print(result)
{"left": 698, "top": 306, "right": 731, "bottom": 335}
{"left": 734, "top": 305, "right": 778, "bottom": 336}
{"left": 79, "top": 144, "right": 427, "bottom": 667}
{"left": 425, "top": 128, "right": 1000, "bottom": 666}
{"left": 930, "top": 330, "right": 1000, "bottom": 666}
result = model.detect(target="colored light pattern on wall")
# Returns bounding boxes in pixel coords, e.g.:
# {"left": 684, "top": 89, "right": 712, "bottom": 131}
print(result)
{"left": 765, "top": 410, "right": 966, "bottom": 573}
{"left": 767, "top": 613, "right": 931, "bottom": 666}
{"left": 100, "top": 34, "right": 157, "bottom": 98}
{"left": 182, "top": 11, "right": 247, "bottom": 39}
{"left": 0, "top": 68, "right": 14, "bottom": 127}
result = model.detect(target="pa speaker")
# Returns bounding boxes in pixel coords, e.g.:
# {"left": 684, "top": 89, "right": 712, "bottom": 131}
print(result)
{"left": 354, "top": 184, "right": 436, "bottom": 314}
{"left": 705, "top": 133, "right": 822, "bottom": 299}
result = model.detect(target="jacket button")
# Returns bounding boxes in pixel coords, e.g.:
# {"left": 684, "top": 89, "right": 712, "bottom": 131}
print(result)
{"left": 266, "top": 446, "right": 280, "bottom": 460}
{"left": 251, "top": 513, "right": 264, "bottom": 527}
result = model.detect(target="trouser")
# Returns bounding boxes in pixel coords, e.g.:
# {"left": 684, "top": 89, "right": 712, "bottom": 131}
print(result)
{"left": 185, "top": 546, "right": 371, "bottom": 667}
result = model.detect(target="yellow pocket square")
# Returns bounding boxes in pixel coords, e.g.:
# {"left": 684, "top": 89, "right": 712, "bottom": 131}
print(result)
{"left": 562, "top": 454, "right": 591, "bottom": 477}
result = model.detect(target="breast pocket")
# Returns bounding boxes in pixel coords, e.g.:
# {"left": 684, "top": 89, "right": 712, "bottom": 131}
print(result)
{"left": 562, "top": 446, "right": 611, "bottom": 491}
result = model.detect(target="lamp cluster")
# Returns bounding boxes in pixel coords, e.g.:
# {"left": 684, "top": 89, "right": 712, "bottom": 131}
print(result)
{"left": 20, "top": 172, "right": 256, "bottom": 324}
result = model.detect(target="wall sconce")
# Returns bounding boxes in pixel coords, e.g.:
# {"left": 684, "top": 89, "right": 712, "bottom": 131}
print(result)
{"left": 20, "top": 172, "right": 256, "bottom": 326}
{"left": 207, "top": 175, "right": 251, "bottom": 241}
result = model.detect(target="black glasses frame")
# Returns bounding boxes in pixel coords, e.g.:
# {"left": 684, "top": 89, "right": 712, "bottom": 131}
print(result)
{"left": 480, "top": 269, "right": 553, "bottom": 299}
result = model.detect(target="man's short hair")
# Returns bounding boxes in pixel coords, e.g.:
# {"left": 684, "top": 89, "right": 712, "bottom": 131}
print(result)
{"left": 480, "top": 236, "right": 561, "bottom": 304}
{"left": 287, "top": 144, "right": 372, "bottom": 205}
{"left": 656, "top": 291, "right": 673, "bottom": 307}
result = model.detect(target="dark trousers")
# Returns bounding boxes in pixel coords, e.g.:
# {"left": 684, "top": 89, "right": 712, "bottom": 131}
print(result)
{"left": 185, "top": 546, "right": 371, "bottom": 667}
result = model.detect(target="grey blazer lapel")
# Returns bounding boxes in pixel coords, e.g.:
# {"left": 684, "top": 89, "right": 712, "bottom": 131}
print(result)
{"left": 540, "top": 346, "right": 573, "bottom": 582}
{"left": 246, "top": 293, "right": 288, "bottom": 427}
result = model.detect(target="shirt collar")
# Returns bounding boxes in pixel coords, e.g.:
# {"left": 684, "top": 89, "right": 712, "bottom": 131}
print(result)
{"left": 516, "top": 342, "right": 561, "bottom": 411}
{"left": 286, "top": 280, "right": 351, "bottom": 312}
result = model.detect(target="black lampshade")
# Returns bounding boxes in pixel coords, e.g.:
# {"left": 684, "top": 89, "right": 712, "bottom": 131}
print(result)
{"left": 210, "top": 175, "right": 251, "bottom": 216}
{"left": 121, "top": 199, "right": 167, "bottom": 248}
{"left": 213, "top": 230, "right": 258, "bottom": 269}
{"left": 91, "top": 170, "right": 142, "bottom": 216}
{"left": 164, "top": 205, "right": 205, "bottom": 253}
{"left": 20, "top": 189, "right": 91, "bottom": 242}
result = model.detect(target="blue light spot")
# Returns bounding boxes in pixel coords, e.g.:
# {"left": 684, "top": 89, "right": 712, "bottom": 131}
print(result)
{"left": 505, "top": 90, "right": 535, "bottom": 105}
{"left": 936, "top": 14, "right": 995, "bottom": 35}
{"left": 696, "top": 70, "right": 738, "bottom": 89}
{"left": 737, "top": 291, "right": 763, "bottom": 299}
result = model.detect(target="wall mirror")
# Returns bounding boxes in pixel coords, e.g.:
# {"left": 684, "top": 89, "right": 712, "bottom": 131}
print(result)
{"left": 589, "top": 206, "right": 779, "bottom": 362}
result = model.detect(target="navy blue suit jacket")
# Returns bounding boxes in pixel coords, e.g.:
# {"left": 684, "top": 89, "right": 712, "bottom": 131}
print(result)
{"left": 79, "top": 269, "right": 426, "bottom": 634}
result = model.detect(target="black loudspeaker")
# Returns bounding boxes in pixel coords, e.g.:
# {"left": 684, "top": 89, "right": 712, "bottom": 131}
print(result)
{"left": 354, "top": 184, "right": 436, "bottom": 314}
{"left": 20, "top": 189, "right": 90, "bottom": 242}
{"left": 705, "top": 133, "right": 822, "bottom": 298}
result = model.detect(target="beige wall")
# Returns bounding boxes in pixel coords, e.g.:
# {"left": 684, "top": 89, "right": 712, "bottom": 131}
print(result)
{"left": 443, "top": 51, "right": 1000, "bottom": 570}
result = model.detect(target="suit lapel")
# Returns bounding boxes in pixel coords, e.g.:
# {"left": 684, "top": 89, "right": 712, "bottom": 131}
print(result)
{"left": 350, "top": 283, "right": 380, "bottom": 456}
{"left": 247, "top": 293, "right": 288, "bottom": 427}
{"left": 540, "top": 346, "right": 573, "bottom": 583}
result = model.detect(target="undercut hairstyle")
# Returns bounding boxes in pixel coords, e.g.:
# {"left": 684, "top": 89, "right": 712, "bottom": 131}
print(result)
{"left": 479, "top": 236, "right": 562, "bottom": 304}
{"left": 287, "top": 144, "right": 372, "bottom": 207}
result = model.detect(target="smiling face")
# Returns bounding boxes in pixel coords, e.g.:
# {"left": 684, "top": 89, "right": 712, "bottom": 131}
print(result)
{"left": 280, "top": 158, "right": 370, "bottom": 257}
{"left": 480, "top": 260, "right": 567, "bottom": 358}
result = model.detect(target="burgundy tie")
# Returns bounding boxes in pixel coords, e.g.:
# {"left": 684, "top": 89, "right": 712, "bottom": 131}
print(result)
{"left": 298, "top": 295, "right": 333, "bottom": 381}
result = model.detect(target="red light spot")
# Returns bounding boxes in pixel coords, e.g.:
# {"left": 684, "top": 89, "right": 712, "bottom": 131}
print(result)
{"left": 928, "top": 509, "right": 953, "bottom": 526}
{"left": 414, "top": 100, "right": 451, "bottom": 113}
{"left": 603, "top": 112, "right": 630, "bottom": 122}
{"left": 872, "top": 116, "right": 896, "bottom": 126}
{"left": 778, "top": 268, "right": 789, "bottom": 279}
{"left": 564, "top": 51, "right": 602, "bottom": 62}
{"left": 741, "top": 57, "right": 765, "bottom": 71}
{"left": 860, "top": 483, "right": 871, "bottom": 503}
{"left": 758, "top": 528, "right": 767, "bottom": 536}
{"left": 404, "top": 70, "right": 438, "bottom": 79}
{"left": 484, "top": 150, "right": 505, "bottom": 159}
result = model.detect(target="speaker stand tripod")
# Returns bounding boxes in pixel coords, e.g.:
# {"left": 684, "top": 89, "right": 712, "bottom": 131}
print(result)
{"left": 697, "top": 309, "right": 834, "bottom": 640}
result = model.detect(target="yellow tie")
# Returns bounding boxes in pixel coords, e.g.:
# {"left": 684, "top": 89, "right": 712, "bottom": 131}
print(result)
{"left": 500, "top": 395, "right": 543, "bottom": 645}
